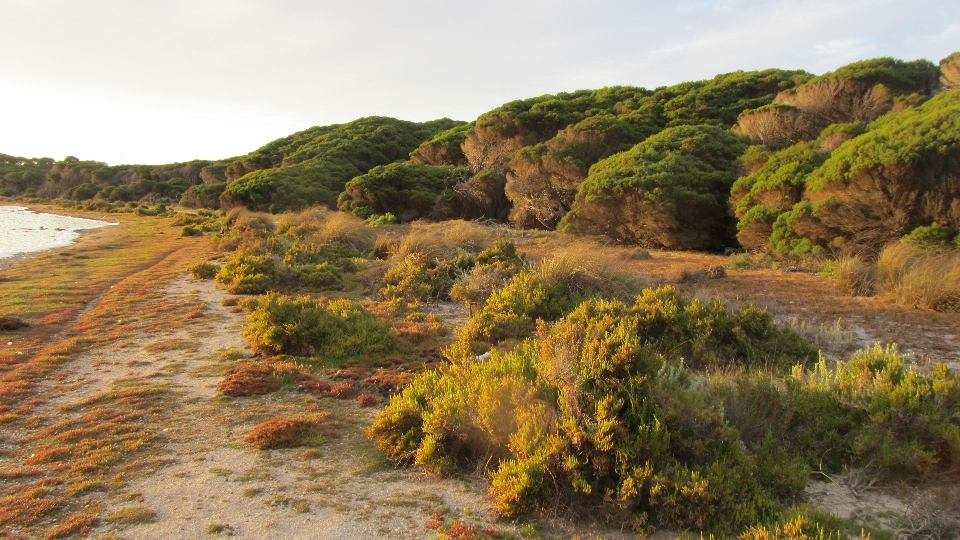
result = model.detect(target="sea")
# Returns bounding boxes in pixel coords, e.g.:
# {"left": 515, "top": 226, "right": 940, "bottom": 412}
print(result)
{"left": 0, "top": 206, "right": 117, "bottom": 260}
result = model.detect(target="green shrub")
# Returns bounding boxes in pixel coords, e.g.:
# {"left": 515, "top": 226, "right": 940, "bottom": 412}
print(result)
{"left": 450, "top": 240, "right": 527, "bottom": 314}
{"left": 707, "top": 371, "right": 857, "bottom": 474}
{"left": 741, "top": 505, "right": 847, "bottom": 540}
{"left": 180, "top": 182, "right": 226, "bottom": 209}
{"left": 380, "top": 253, "right": 474, "bottom": 303}
{"left": 793, "top": 344, "right": 960, "bottom": 476}
{"left": 293, "top": 262, "right": 342, "bottom": 290}
{"left": 365, "top": 213, "right": 397, "bottom": 226}
{"left": 903, "top": 223, "right": 957, "bottom": 250}
{"left": 71, "top": 182, "right": 102, "bottom": 200}
{"left": 243, "top": 293, "right": 397, "bottom": 361}
{"left": 188, "top": 261, "right": 220, "bottom": 280}
{"left": 180, "top": 224, "right": 203, "bottom": 237}
{"left": 370, "top": 291, "right": 821, "bottom": 534}
{"left": 281, "top": 241, "right": 358, "bottom": 272}
{"left": 215, "top": 254, "right": 280, "bottom": 295}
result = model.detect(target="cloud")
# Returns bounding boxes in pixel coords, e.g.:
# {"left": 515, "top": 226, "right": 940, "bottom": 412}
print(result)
{"left": 0, "top": 0, "right": 956, "bottom": 163}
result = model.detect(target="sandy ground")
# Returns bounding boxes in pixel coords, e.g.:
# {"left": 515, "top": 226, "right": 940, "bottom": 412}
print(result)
{"left": 26, "top": 278, "right": 515, "bottom": 539}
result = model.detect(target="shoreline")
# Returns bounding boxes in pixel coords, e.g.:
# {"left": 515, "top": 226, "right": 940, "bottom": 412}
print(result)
{"left": 0, "top": 203, "right": 119, "bottom": 270}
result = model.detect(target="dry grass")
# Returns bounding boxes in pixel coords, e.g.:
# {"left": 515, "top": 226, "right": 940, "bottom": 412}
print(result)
{"left": 875, "top": 243, "right": 960, "bottom": 312}
{"left": 832, "top": 255, "right": 875, "bottom": 296}
{"left": 534, "top": 244, "right": 647, "bottom": 301}
{"left": 317, "top": 211, "right": 377, "bottom": 252}
{"left": 104, "top": 505, "right": 157, "bottom": 525}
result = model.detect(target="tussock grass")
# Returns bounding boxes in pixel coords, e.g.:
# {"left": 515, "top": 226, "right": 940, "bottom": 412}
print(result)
{"left": 875, "top": 242, "right": 960, "bottom": 311}
{"left": 437, "top": 220, "right": 503, "bottom": 253}
{"left": 831, "top": 255, "right": 875, "bottom": 296}
{"left": 388, "top": 221, "right": 501, "bottom": 262}
{"left": 534, "top": 244, "right": 646, "bottom": 301}
{"left": 310, "top": 209, "right": 376, "bottom": 252}
{"left": 224, "top": 207, "right": 274, "bottom": 233}
{"left": 389, "top": 223, "right": 458, "bottom": 262}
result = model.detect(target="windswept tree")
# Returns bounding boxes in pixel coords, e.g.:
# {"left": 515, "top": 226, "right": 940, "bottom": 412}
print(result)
{"left": 733, "top": 104, "right": 806, "bottom": 149}
{"left": 730, "top": 124, "right": 866, "bottom": 251}
{"left": 941, "top": 52, "right": 960, "bottom": 91}
{"left": 561, "top": 125, "right": 749, "bottom": 250}
{"left": 505, "top": 114, "right": 660, "bottom": 228}
{"left": 339, "top": 162, "right": 463, "bottom": 222}
{"left": 219, "top": 117, "right": 464, "bottom": 212}
{"left": 409, "top": 123, "right": 472, "bottom": 167}
{"left": 736, "top": 57, "right": 941, "bottom": 150}
{"left": 430, "top": 169, "right": 512, "bottom": 222}
{"left": 771, "top": 91, "right": 960, "bottom": 254}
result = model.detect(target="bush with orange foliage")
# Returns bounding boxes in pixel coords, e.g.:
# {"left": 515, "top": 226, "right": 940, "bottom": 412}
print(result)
{"left": 244, "top": 414, "right": 339, "bottom": 450}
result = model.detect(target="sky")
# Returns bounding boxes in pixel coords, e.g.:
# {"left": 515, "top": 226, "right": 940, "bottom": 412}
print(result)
{"left": 0, "top": 0, "right": 957, "bottom": 165}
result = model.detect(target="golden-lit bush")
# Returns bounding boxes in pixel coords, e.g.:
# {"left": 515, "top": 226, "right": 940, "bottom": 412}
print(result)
{"left": 370, "top": 291, "right": 819, "bottom": 534}
{"left": 188, "top": 261, "right": 219, "bottom": 280}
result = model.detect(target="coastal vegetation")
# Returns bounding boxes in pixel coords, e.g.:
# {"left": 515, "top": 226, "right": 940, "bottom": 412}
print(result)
{"left": 1, "top": 50, "right": 959, "bottom": 538}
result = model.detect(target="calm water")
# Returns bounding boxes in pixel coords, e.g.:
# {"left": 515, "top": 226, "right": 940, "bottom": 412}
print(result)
{"left": 0, "top": 206, "right": 117, "bottom": 259}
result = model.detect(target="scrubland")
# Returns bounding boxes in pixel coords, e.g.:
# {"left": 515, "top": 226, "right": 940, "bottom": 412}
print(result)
{"left": 1, "top": 205, "right": 957, "bottom": 540}
{"left": 2, "top": 50, "right": 960, "bottom": 539}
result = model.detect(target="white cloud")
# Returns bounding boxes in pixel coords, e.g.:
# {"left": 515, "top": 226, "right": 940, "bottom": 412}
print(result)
{"left": 0, "top": 0, "right": 956, "bottom": 163}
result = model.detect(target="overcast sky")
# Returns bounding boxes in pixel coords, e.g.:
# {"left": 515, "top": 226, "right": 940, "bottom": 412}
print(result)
{"left": 1, "top": 0, "right": 957, "bottom": 165}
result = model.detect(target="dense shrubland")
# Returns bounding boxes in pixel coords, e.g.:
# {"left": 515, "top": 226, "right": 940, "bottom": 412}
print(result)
{"left": 560, "top": 125, "right": 749, "bottom": 250}
{"left": 219, "top": 117, "right": 465, "bottom": 212}
{"left": 5, "top": 53, "right": 958, "bottom": 264}
{"left": 369, "top": 284, "right": 959, "bottom": 535}
{"left": 180, "top": 204, "right": 960, "bottom": 536}
{"left": 5, "top": 52, "right": 960, "bottom": 539}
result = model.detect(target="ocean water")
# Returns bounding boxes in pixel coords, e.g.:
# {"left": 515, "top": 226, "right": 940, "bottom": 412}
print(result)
{"left": 0, "top": 206, "right": 117, "bottom": 259}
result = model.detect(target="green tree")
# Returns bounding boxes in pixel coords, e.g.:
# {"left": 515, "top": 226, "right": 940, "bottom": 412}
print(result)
{"left": 561, "top": 125, "right": 749, "bottom": 249}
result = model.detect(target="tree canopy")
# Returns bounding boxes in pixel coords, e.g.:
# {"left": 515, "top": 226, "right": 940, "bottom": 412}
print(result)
{"left": 560, "top": 125, "right": 749, "bottom": 250}
{"left": 220, "top": 116, "right": 466, "bottom": 212}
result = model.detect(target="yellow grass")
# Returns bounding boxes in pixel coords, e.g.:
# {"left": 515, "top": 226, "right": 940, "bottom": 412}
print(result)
{"left": 875, "top": 242, "right": 960, "bottom": 311}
